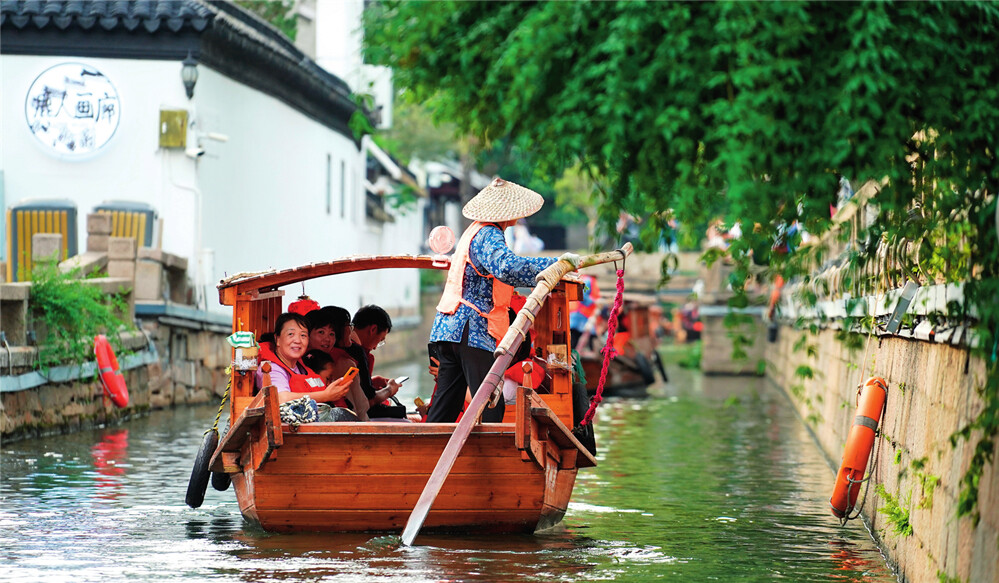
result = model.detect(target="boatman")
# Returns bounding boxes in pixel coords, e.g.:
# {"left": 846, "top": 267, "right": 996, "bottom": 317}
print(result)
{"left": 427, "top": 178, "right": 580, "bottom": 423}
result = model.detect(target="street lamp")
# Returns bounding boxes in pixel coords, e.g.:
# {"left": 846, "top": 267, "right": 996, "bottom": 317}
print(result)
{"left": 181, "top": 51, "right": 198, "bottom": 99}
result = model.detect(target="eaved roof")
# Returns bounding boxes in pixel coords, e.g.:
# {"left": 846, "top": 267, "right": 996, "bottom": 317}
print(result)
{"left": 1, "top": 0, "right": 362, "bottom": 141}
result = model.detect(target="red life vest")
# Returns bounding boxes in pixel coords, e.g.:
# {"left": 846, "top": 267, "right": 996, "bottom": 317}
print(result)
{"left": 436, "top": 221, "right": 515, "bottom": 343}
{"left": 258, "top": 342, "right": 347, "bottom": 406}
{"left": 503, "top": 356, "right": 547, "bottom": 388}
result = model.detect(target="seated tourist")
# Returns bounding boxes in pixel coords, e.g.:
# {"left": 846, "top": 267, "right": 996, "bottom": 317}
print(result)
{"left": 256, "top": 312, "right": 352, "bottom": 406}
{"left": 320, "top": 305, "right": 372, "bottom": 421}
{"left": 306, "top": 308, "right": 337, "bottom": 356}
{"left": 347, "top": 305, "right": 404, "bottom": 418}
{"left": 303, "top": 349, "right": 336, "bottom": 385}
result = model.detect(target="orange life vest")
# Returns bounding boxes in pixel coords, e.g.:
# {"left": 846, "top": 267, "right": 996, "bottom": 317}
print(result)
{"left": 436, "top": 221, "right": 515, "bottom": 343}
{"left": 571, "top": 274, "right": 601, "bottom": 320}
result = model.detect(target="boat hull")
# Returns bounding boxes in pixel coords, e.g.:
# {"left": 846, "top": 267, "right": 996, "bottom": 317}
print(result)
{"left": 228, "top": 423, "right": 577, "bottom": 533}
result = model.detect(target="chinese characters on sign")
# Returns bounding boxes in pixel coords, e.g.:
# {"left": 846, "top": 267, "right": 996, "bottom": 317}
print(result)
{"left": 24, "top": 63, "right": 121, "bottom": 157}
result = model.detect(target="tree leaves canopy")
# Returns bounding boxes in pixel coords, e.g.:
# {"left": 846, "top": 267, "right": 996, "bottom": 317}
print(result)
{"left": 365, "top": 1, "right": 997, "bottom": 242}
{"left": 365, "top": 0, "right": 999, "bottom": 528}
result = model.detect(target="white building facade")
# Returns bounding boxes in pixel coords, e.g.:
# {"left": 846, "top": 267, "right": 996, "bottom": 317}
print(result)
{"left": 1, "top": 0, "right": 423, "bottom": 319}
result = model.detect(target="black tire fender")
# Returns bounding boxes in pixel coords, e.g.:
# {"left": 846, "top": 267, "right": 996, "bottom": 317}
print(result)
{"left": 185, "top": 430, "right": 218, "bottom": 508}
{"left": 211, "top": 470, "right": 231, "bottom": 492}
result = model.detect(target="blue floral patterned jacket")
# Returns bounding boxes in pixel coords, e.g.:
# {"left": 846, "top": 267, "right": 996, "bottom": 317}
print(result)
{"left": 430, "top": 224, "right": 556, "bottom": 351}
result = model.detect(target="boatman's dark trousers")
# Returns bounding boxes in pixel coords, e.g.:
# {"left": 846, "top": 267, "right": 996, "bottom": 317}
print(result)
{"left": 426, "top": 338, "right": 504, "bottom": 423}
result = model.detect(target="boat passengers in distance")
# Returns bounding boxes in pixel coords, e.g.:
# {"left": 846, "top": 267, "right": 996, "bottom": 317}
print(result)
{"left": 255, "top": 312, "right": 353, "bottom": 406}
{"left": 427, "top": 177, "right": 580, "bottom": 423}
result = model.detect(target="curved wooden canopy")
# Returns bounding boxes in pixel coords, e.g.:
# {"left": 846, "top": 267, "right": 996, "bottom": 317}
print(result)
{"left": 217, "top": 254, "right": 449, "bottom": 300}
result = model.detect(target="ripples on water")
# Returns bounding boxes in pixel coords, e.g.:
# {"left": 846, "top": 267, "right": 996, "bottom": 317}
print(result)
{"left": 0, "top": 362, "right": 896, "bottom": 582}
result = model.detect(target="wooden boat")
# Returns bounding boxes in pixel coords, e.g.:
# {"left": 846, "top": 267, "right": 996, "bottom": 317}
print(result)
{"left": 209, "top": 255, "right": 597, "bottom": 534}
{"left": 578, "top": 294, "right": 664, "bottom": 395}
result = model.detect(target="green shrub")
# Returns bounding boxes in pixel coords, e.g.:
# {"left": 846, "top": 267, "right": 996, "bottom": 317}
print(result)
{"left": 28, "top": 262, "right": 133, "bottom": 370}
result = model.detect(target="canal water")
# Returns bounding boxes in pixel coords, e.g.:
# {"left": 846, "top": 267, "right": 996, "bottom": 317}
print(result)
{"left": 1, "top": 361, "right": 897, "bottom": 582}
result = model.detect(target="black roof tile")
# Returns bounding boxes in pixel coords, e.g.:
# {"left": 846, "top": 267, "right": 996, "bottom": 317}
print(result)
{"left": 1, "top": 0, "right": 213, "bottom": 32}
{"left": 1, "top": 0, "right": 364, "bottom": 141}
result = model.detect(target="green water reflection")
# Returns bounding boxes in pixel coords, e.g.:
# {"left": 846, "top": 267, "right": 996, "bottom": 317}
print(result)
{"left": 565, "top": 368, "right": 893, "bottom": 581}
{"left": 0, "top": 364, "right": 894, "bottom": 582}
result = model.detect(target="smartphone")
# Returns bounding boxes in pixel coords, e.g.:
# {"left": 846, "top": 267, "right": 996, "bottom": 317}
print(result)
{"left": 427, "top": 342, "right": 439, "bottom": 366}
{"left": 342, "top": 366, "right": 359, "bottom": 382}
{"left": 394, "top": 376, "right": 410, "bottom": 385}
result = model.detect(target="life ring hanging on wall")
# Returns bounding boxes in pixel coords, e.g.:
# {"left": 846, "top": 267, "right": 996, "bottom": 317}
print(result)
{"left": 830, "top": 377, "right": 888, "bottom": 519}
{"left": 94, "top": 334, "right": 129, "bottom": 408}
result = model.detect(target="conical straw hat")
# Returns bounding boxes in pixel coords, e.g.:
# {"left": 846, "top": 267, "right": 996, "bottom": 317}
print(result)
{"left": 462, "top": 177, "right": 544, "bottom": 222}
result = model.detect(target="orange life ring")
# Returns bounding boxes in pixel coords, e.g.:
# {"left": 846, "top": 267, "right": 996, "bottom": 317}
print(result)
{"left": 830, "top": 377, "right": 887, "bottom": 518}
{"left": 94, "top": 335, "right": 129, "bottom": 408}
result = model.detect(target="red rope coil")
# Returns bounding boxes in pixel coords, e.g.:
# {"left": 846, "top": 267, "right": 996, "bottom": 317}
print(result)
{"left": 580, "top": 268, "right": 625, "bottom": 425}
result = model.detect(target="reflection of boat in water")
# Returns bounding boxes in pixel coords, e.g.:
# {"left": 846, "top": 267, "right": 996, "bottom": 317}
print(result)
{"left": 209, "top": 254, "right": 607, "bottom": 534}
{"left": 576, "top": 294, "right": 665, "bottom": 396}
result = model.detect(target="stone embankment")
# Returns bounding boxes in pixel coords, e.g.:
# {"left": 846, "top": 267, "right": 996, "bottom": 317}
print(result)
{"left": 1, "top": 319, "right": 232, "bottom": 441}
{"left": 768, "top": 327, "right": 994, "bottom": 583}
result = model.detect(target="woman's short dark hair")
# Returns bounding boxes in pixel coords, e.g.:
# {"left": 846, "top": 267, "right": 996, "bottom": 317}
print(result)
{"left": 306, "top": 308, "right": 336, "bottom": 331}
{"left": 273, "top": 312, "right": 309, "bottom": 339}
{"left": 322, "top": 306, "right": 352, "bottom": 330}
{"left": 353, "top": 304, "right": 392, "bottom": 332}
{"left": 303, "top": 349, "right": 334, "bottom": 372}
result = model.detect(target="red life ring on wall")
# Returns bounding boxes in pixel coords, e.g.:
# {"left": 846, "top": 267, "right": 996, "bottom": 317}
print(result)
{"left": 829, "top": 377, "right": 887, "bottom": 518}
{"left": 94, "top": 335, "right": 129, "bottom": 408}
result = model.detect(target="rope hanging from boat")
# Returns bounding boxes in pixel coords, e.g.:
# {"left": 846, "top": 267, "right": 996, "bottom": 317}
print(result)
{"left": 580, "top": 264, "right": 626, "bottom": 426}
{"left": 206, "top": 367, "right": 232, "bottom": 436}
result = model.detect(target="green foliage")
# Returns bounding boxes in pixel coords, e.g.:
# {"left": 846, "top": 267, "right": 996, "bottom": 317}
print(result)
{"left": 235, "top": 0, "right": 297, "bottom": 40}
{"left": 660, "top": 341, "right": 702, "bottom": 370}
{"left": 937, "top": 570, "right": 964, "bottom": 583}
{"left": 875, "top": 484, "right": 913, "bottom": 537}
{"left": 365, "top": 0, "right": 999, "bottom": 521}
{"left": 28, "top": 262, "right": 133, "bottom": 371}
{"left": 679, "top": 341, "right": 702, "bottom": 370}
{"left": 420, "top": 267, "right": 446, "bottom": 292}
{"left": 375, "top": 100, "right": 462, "bottom": 165}
{"left": 794, "top": 365, "right": 814, "bottom": 380}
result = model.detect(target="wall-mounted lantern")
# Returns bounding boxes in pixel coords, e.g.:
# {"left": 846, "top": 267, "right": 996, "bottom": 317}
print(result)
{"left": 181, "top": 51, "right": 198, "bottom": 99}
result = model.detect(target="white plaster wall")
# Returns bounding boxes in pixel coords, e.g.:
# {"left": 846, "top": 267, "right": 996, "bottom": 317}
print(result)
{"left": 183, "top": 66, "right": 421, "bottom": 318}
{"left": 1, "top": 55, "right": 197, "bottom": 262}
{"left": 2, "top": 54, "right": 423, "bottom": 320}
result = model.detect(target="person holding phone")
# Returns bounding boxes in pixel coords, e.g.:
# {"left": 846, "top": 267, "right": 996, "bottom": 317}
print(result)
{"left": 256, "top": 312, "right": 353, "bottom": 406}
{"left": 348, "top": 305, "right": 406, "bottom": 418}
{"left": 426, "top": 178, "right": 580, "bottom": 423}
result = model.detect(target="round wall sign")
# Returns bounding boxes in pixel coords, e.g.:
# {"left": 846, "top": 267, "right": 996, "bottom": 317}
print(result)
{"left": 24, "top": 63, "right": 121, "bottom": 157}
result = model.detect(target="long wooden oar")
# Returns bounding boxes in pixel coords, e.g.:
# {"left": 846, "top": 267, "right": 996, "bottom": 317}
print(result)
{"left": 401, "top": 243, "right": 632, "bottom": 546}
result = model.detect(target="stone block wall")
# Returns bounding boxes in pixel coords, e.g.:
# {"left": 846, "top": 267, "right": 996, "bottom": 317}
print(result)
{"left": 1, "top": 321, "right": 231, "bottom": 441}
{"left": 767, "top": 326, "right": 996, "bottom": 583}
{"left": 139, "top": 319, "right": 232, "bottom": 410}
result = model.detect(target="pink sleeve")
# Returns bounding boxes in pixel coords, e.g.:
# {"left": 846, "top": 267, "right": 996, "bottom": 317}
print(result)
{"left": 255, "top": 362, "right": 292, "bottom": 393}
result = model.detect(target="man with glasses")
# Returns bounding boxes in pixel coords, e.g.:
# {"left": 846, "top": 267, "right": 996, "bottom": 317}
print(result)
{"left": 348, "top": 305, "right": 405, "bottom": 418}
